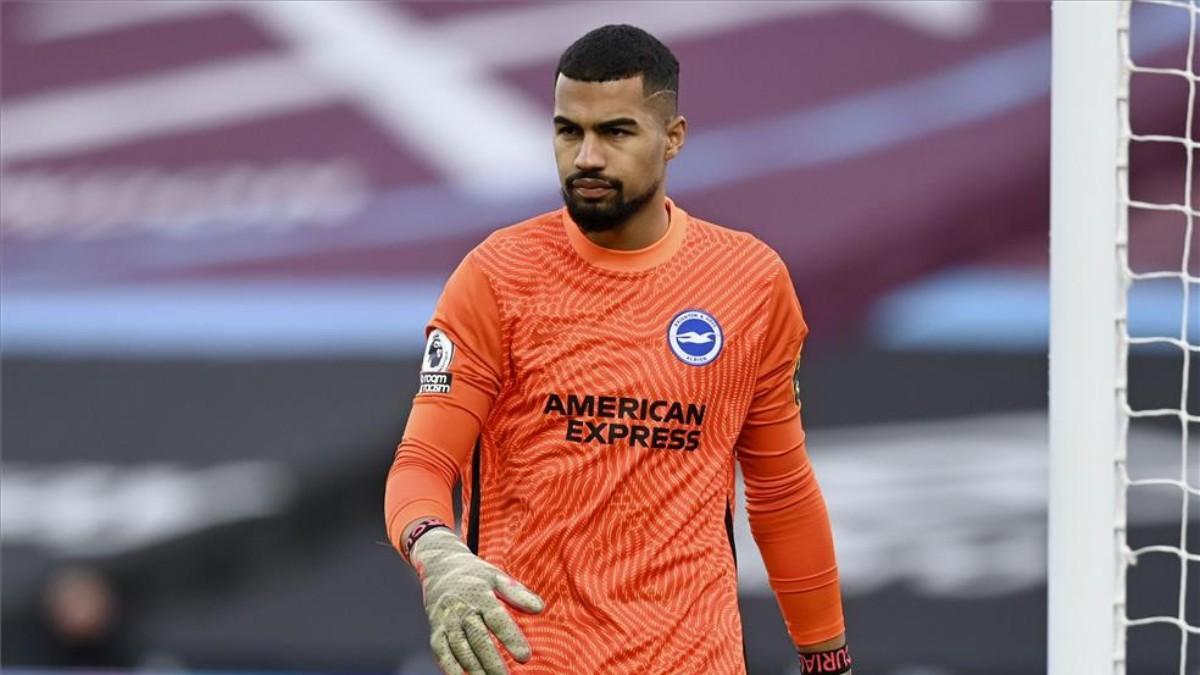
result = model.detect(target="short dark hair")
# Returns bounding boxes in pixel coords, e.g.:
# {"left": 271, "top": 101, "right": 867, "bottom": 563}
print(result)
{"left": 555, "top": 24, "right": 679, "bottom": 112}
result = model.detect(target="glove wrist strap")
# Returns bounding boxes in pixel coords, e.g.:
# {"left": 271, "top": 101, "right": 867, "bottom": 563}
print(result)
{"left": 798, "top": 644, "right": 852, "bottom": 674}
{"left": 402, "top": 517, "right": 451, "bottom": 564}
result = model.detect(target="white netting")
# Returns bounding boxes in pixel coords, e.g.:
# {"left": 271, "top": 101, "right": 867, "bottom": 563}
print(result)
{"left": 1115, "top": 1, "right": 1199, "bottom": 673}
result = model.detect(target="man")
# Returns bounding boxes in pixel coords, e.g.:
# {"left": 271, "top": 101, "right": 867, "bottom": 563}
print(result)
{"left": 385, "top": 24, "right": 851, "bottom": 675}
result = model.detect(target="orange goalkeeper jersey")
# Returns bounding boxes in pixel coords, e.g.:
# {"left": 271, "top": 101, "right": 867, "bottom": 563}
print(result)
{"left": 386, "top": 197, "right": 844, "bottom": 674}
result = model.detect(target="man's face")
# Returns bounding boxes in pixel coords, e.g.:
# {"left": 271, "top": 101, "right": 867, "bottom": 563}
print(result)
{"left": 553, "top": 74, "right": 682, "bottom": 232}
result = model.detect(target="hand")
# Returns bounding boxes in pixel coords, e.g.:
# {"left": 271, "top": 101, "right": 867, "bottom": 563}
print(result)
{"left": 411, "top": 529, "right": 545, "bottom": 674}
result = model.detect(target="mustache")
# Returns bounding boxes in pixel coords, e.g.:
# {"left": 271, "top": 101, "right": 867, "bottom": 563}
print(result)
{"left": 565, "top": 172, "right": 622, "bottom": 189}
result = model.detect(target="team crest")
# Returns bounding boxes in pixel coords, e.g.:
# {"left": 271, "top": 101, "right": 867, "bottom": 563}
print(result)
{"left": 418, "top": 329, "right": 454, "bottom": 394}
{"left": 667, "top": 310, "right": 724, "bottom": 366}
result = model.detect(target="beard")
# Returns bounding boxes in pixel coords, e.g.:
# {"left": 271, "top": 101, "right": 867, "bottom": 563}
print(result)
{"left": 561, "top": 173, "right": 660, "bottom": 233}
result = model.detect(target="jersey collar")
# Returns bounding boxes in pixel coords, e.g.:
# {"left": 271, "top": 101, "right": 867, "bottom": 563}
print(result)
{"left": 561, "top": 196, "right": 689, "bottom": 273}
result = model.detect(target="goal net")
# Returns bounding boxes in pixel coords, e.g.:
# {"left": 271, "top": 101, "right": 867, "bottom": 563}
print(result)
{"left": 1050, "top": 1, "right": 1197, "bottom": 674}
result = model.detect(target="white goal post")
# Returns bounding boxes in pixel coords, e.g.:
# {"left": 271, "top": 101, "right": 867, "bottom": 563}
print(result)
{"left": 1049, "top": 1, "right": 1124, "bottom": 673}
{"left": 1050, "top": 1, "right": 1197, "bottom": 674}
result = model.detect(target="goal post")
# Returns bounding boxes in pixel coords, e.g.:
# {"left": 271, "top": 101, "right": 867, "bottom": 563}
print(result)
{"left": 1048, "top": 2, "right": 1125, "bottom": 674}
{"left": 1050, "top": 1, "right": 1198, "bottom": 673}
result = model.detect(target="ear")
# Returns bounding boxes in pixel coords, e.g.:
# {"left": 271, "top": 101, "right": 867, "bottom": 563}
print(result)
{"left": 664, "top": 115, "right": 687, "bottom": 162}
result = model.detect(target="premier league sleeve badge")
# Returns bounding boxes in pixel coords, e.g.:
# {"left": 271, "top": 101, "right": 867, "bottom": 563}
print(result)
{"left": 418, "top": 329, "right": 455, "bottom": 394}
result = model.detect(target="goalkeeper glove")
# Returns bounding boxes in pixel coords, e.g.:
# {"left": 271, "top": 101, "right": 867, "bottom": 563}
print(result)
{"left": 410, "top": 528, "right": 545, "bottom": 675}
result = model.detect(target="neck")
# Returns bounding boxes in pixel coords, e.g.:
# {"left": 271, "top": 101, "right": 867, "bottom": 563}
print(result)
{"left": 583, "top": 188, "right": 669, "bottom": 251}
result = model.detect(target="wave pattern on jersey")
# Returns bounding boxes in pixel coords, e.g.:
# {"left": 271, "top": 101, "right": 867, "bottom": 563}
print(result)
{"left": 457, "top": 211, "right": 779, "bottom": 672}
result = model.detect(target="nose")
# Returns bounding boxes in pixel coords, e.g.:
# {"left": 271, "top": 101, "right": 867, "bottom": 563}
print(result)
{"left": 574, "top": 133, "right": 605, "bottom": 172}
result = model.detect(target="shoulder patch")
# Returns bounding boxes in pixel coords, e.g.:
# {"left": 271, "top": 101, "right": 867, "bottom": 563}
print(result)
{"left": 422, "top": 329, "right": 454, "bottom": 372}
{"left": 418, "top": 329, "right": 454, "bottom": 394}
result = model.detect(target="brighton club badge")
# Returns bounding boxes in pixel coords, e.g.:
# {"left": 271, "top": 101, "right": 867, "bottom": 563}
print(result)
{"left": 667, "top": 310, "right": 724, "bottom": 366}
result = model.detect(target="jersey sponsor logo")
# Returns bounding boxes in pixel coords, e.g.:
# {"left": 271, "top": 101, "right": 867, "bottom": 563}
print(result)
{"left": 417, "top": 329, "right": 455, "bottom": 394}
{"left": 543, "top": 393, "right": 705, "bottom": 452}
{"left": 667, "top": 309, "right": 723, "bottom": 366}
{"left": 422, "top": 329, "right": 454, "bottom": 372}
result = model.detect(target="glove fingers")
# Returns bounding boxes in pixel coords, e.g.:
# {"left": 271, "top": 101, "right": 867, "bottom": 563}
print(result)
{"left": 446, "top": 623, "right": 486, "bottom": 675}
{"left": 431, "top": 630, "right": 466, "bottom": 675}
{"left": 492, "top": 574, "right": 545, "bottom": 614}
{"left": 463, "top": 612, "right": 509, "bottom": 675}
{"left": 481, "top": 606, "right": 533, "bottom": 663}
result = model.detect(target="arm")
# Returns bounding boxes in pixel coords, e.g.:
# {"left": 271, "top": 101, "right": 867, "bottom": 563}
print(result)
{"left": 383, "top": 251, "right": 502, "bottom": 554}
{"left": 385, "top": 405, "right": 482, "bottom": 557}
{"left": 735, "top": 261, "right": 851, "bottom": 674}
{"left": 383, "top": 253, "right": 544, "bottom": 675}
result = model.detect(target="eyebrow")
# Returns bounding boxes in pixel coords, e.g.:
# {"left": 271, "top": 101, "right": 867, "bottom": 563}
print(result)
{"left": 553, "top": 116, "right": 640, "bottom": 130}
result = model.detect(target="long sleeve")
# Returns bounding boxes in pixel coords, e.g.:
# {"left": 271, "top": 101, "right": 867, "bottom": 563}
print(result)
{"left": 735, "top": 260, "right": 845, "bottom": 646}
{"left": 384, "top": 252, "right": 505, "bottom": 551}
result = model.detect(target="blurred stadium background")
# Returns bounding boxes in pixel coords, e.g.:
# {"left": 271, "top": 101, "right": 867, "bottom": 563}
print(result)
{"left": 1, "top": 2, "right": 1196, "bottom": 674}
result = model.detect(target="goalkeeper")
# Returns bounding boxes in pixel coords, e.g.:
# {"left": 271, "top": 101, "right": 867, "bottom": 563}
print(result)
{"left": 385, "top": 24, "right": 851, "bottom": 675}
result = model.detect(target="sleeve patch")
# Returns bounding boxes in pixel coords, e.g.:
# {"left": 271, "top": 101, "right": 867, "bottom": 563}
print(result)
{"left": 422, "top": 329, "right": 454, "bottom": 372}
{"left": 418, "top": 329, "right": 455, "bottom": 394}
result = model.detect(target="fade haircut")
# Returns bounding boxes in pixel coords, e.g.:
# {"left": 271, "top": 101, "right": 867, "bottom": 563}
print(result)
{"left": 555, "top": 24, "right": 679, "bottom": 116}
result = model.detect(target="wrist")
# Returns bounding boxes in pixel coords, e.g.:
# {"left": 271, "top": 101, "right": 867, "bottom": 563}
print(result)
{"left": 798, "top": 643, "right": 852, "bottom": 674}
{"left": 403, "top": 517, "right": 452, "bottom": 563}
